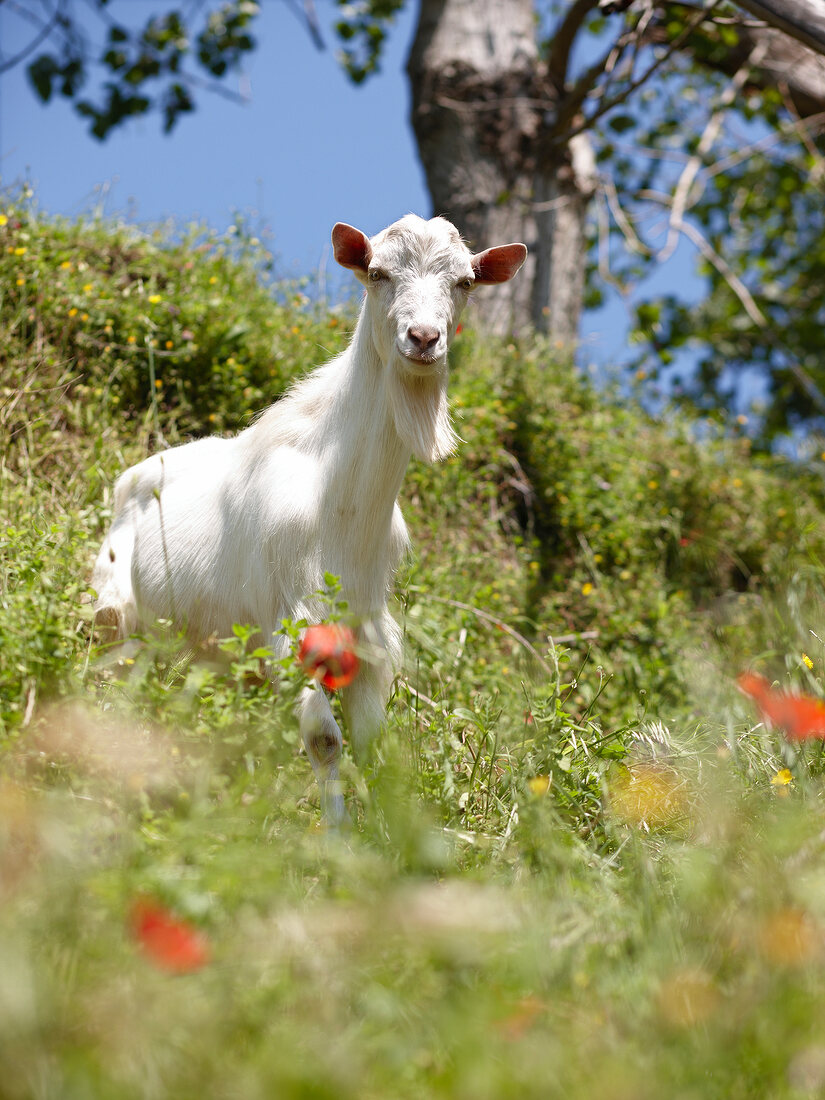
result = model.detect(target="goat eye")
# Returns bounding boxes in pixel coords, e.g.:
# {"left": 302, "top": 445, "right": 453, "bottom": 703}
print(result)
{"left": 459, "top": 278, "right": 474, "bottom": 290}
{"left": 368, "top": 269, "right": 386, "bottom": 283}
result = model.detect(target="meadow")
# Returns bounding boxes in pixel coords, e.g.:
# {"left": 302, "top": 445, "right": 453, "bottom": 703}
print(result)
{"left": 5, "top": 194, "right": 825, "bottom": 1098}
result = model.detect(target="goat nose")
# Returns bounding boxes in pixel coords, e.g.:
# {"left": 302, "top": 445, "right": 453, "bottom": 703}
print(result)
{"left": 407, "top": 325, "right": 440, "bottom": 353}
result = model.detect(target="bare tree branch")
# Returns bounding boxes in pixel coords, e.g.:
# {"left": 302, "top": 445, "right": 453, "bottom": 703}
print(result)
{"left": 675, "top": 216, "right": 767, "bottom": 328}
{"left": 636, "top": 191, "right": 825, "bottom": 415}
{"left": 0, "top": 1, "right": 62, "bottom": 75}
{"left": 547, "top": 0, "right": 601, "bottom": 90}
{"left": 283, "top": 0, "right": 325, "bottom": 51}
{"left": 646, "top": 0, "right": 825, "bottom": 119}
{"left": 556, "top": 1, "right": 721, "bottom": 144}
{"left": 703, "top": 108, "right": 825, "bottom": 176}
{"left": 731, "top": 0, "right": 825, "bottom": 59}
{"left": 658, "top": 40, "right": 765, "bottom": 261}
{"left": 552, "top": 20, "right": 643, "bottom": 136}
{"left": 601, "top": 172, "right": 653, "bottom": 256}
{"left": 596, "top": 186, "right": 645, "bottom": 293}
{"left": 778, "top": 85, "right": 825, "bottom": 178}
{"left": 678, "top": 222, "right": 825, "bottom": 414}
{"left": 174, "top": 66, "right": 251, "bottom": 105}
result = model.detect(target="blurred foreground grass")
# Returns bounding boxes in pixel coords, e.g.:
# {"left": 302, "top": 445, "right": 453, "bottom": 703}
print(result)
{"left": 4, "top": 194, "right": 825, "bottom": 1097}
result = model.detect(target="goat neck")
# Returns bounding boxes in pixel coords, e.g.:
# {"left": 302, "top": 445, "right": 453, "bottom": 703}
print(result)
{"left": 310, "top": 305, "right": 410, "bottom": 554}
{"left": 353, "top": 291, "right": 457, "bottom": 466}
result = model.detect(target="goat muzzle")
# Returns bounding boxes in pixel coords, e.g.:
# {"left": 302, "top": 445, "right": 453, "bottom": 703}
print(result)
{"left": 399, "top": 324, "right": 444, "bottom": 368}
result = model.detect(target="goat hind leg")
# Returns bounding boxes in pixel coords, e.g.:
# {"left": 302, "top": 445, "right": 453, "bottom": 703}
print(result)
{"left": 299, "top": 686, "right": 345, "bottom": 825}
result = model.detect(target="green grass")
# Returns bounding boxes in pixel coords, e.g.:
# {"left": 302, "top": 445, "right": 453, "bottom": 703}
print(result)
{"left": 5, "top": 191, "right": 825, "bottom": 1097}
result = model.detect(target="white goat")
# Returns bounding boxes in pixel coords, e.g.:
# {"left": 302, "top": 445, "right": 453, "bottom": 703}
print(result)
{"left": 92, "top": 214, "right": 527, "bottom": 821}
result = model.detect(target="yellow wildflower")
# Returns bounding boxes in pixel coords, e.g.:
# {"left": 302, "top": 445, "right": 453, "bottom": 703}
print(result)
{"left": 0, "top": 214, "right": 7, "bottom": 227}
{"left": 803, "top": 653, "right": 814, "bottom": 670}
{"left": 13, "top": 246, "right": 26, "bottom": 256}
{"left": 610, "top": 764, "right": 686, "bottom": 829}
{"left": 658, "top": 968, "right": 718, "bottom": 1029}
{"left": 68, "top": 307, "right": 78, "bottom": 318}
{"left": 148, "top": 294, "right": 162, "bottom": 304}
{"left": 528, "top": 776, "right": 551, "bottom": 796}
{"left": 757, "top": 908, "right": 821, "bottom": 967}
{"left": 582, "top": 582, "right": 594, "bottom": 596}
{"left": 771, "top": 768, "right": 793, "bottom": 787}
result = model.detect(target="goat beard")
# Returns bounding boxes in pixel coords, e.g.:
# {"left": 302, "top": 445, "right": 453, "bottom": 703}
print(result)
{"left": 387, "top": 364, "right": 457, "bottom": 464}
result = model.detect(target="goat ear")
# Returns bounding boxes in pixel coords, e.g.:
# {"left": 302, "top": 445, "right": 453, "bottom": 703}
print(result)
{"left": 332, "top": 223, "right": 373, "bottom": 273}
{"left": 471, "top": 243, "right": 528, "bottom": 285}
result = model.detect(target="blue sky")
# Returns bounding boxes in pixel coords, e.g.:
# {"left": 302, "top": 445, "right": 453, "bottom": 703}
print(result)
{"left": 1, "top": 3, "right": 427, "bottom": 268}
{"left": 0, "top": 1, "right": 697, "bottom": 372}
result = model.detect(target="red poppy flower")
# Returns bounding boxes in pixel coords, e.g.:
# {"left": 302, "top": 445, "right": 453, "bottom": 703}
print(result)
{"left": 130, "top": 899, "right": 210, "bottom": 973}
{"left": 298, "top": 623, "right": 360, "bottom": 689}
{"left": 738, "top": 671, "right": 825, "bottom": 741}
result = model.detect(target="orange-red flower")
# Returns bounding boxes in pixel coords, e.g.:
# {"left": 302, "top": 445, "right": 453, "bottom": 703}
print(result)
{"left": 298, "top": 623, "right": 360, "bottom": 689}
{"left": 130, "top": 898, "right": 210, "bottom": 973}
{"left": 738, "top": 671, "right": 825, "bottom": 741}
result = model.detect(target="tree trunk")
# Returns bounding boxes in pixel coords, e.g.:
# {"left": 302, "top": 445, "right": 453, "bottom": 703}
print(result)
{"left": 407, "top": 0, "right": 596, "bottom": 341}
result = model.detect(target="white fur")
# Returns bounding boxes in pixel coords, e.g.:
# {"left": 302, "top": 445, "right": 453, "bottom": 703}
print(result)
{"left": 92, "top": 214, "right": 526, "bottom": 822}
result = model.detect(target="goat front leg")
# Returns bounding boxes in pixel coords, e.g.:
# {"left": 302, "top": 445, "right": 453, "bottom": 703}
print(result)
{"left": 299, "top": 685, "right": 345, "bottom": 825}
{"left": 339, "top": 649, "right": 394, "bottom": 765}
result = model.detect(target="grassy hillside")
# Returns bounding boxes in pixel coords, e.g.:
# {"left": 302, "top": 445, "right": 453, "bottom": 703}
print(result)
{"left": 5, "top": 194, "right": 825, "bottom": 1097}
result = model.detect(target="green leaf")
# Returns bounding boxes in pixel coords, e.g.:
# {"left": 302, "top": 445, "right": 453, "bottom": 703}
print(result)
{"left": 28, "top": 55, "right": 59, "bottom": 103}
{"left": 607, "top": 113, "right": 636, "bottom": 134}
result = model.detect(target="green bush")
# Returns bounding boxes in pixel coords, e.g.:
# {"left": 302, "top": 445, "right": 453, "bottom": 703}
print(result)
{"left": 0, "top": 192, "right": 351, "bottom": 447}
